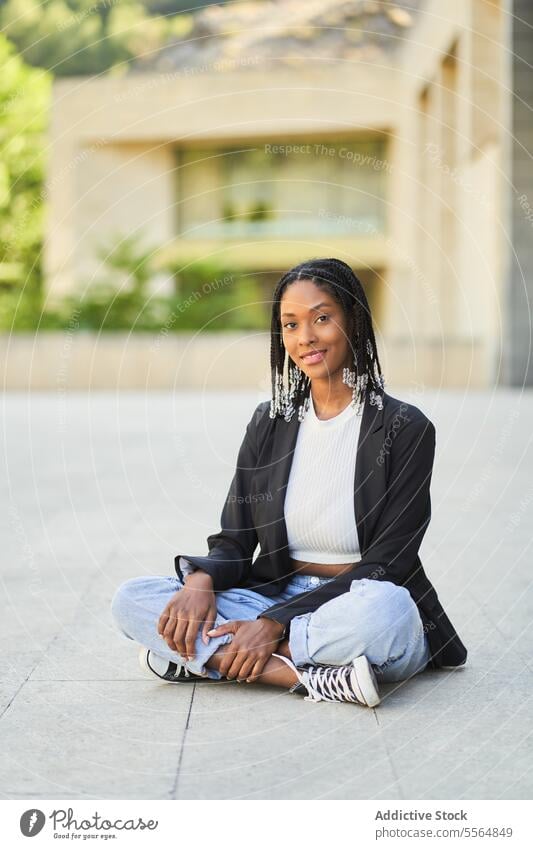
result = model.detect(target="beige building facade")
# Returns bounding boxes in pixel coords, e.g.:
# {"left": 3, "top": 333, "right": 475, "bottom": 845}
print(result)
{"left": 44, "top": 0, "right": 520, "bottom": 389}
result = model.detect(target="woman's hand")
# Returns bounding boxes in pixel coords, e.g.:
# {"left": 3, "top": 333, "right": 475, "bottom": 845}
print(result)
{"left": 207, "top": 618, "right": 285, "bottom": 683}
{"left": 157, "top": 571, "right": 216, "bottom": 661}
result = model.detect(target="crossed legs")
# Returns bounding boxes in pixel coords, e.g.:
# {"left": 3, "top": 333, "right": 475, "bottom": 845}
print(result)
{"left": 111, "top": 575, "right": 430, "bottom": 687}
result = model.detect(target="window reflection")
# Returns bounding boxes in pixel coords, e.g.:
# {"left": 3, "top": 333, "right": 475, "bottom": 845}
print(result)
{"left": 175, "top": 140, "right": 388, "bottom": 238}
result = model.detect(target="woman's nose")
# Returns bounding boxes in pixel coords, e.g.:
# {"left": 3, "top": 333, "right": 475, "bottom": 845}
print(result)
{"left": 298, "top": 326, "right": 318, "bottom": 345}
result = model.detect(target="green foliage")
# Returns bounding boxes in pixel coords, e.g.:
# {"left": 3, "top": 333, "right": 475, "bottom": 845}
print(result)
{"left": 0, "top": 33, "right": 51, "bottom": 330}
{"left": 40, "top": 239, "right": 268, "bottom": 332}
{"left": 42, "top": 235, "right": 164, "bottom": 331}
{"left": 0, "top": 1, "right": 236, "bottom": 76}
{"left": 0, "top": 3, "right": 271, "bottom": 332}
{"left": 167, "top": 258, "right": 267, "bottom": 331}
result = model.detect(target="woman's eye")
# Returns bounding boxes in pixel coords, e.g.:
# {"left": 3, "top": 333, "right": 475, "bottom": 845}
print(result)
{"left": 283, "top": 315, "right": 328, "bottom": 329}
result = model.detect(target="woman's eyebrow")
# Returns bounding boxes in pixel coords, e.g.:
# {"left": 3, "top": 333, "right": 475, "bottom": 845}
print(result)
{"left": 281, "top": 302, "right": 332, "bottom": 318}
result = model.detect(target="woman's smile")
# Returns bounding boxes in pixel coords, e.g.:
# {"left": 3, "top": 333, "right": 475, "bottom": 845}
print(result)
{"left": 300, "top": 349, "right": 327, "bottom": 365}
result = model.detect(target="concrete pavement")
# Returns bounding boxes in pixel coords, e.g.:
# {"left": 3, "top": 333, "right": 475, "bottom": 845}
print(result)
{"left": 1, "top": 389, "right": 532, "bottom": 799}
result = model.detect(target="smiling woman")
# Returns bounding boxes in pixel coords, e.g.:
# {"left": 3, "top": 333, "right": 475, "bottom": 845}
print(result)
{"left": 111, "top": 257, "right": 467, "bottom": 706}
{"left": 275, "top": 274, "right": 379, "bottom": 580}
{"left": 270, "top": 260, "right": 385, "bottom": 424}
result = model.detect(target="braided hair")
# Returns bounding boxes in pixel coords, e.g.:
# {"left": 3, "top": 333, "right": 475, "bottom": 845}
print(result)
{"left": 269, "top": 257, "right": 385, "bottom": 421}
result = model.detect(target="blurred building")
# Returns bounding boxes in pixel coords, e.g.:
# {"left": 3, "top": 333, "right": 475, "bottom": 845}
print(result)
{"left": 44, "top": 0, "right": 532, "bottom": 387}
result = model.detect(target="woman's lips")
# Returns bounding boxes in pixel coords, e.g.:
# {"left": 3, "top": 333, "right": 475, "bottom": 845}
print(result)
{"left": 301, "top": 349, "right": 326, "bottom": 364}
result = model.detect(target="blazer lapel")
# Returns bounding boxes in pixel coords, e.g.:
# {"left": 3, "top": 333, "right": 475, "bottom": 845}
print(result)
{"left": 354, "top": 393, "right": 385, "bottom": 554}
{"left": 268, "top": 409, "right": 300, "bottom": 560}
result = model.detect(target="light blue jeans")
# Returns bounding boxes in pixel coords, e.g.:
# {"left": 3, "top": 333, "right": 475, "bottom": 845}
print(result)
{"left": 111, "top": 572, "right": 431, "bottom": 684}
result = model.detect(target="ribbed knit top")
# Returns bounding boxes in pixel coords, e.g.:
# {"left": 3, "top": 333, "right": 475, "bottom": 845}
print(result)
{"left": 283, "top": 394, "right": 362, "bottom": 564}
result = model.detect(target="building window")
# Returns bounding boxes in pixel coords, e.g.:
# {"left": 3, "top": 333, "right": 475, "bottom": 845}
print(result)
{"left": 175, "top": 138, "right": 388, "bottom": 239}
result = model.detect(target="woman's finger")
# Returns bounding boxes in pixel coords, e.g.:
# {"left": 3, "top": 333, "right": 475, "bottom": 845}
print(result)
{"left": 158, "top": 601, "right": 172, "bottom": 635}
{"left": 236, "top": 656, "right": 256, "bottom": 683}
{"left": 201, "top": 608, "right": 217, "bottom": 645}
{"left": 225, "top": 648, "right": 248, "bottom": 681}
{"left": 157, "top": 610, "right": 169, "bottom": 637}
{"left": 246, "top": 658, "right": 266, "bottom": 684}
{"left": 174, "top": 617, "right": 189, "bottom": 658}
{"left": 218, "top": 645, "right": 237, "bottom": 679}
{"left": 163, "top": 610, "right": 178, "bottom": 648}
{"left": 206, "top": 625, "right": 225, "bottom": 637}
{"left": 185, "top": 618, "right": 198, "bottom": 660}
{"left": 207, "top": 619, "right": 238, "bottom": 638}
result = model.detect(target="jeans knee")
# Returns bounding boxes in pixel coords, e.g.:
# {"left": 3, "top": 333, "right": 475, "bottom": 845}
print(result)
{"left": 356, "top": 582, "right": 420, "bottom": 644}
{"left": 307, "top": 579, "right": 423, "bottom": 666}
{"left": 110, "top": 576, "right": 150, "bottom": 631}
{"left": 361, "top": 582, "right": 423, "bottom": 660}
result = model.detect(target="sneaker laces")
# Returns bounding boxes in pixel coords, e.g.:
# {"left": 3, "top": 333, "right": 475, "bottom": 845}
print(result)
{"left": 273, "top": 653, "right": 363, "bottom": 704}
{"left": 172, "top": 662, "right": 190, "bottom": 679}
{"left": 302, "top": 664, "right": 362, "bottom": 703}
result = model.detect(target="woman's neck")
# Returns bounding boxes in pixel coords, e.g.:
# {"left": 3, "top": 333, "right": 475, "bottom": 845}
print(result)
{"left": 310, "top": 379, "right": 353, "bottom": 417}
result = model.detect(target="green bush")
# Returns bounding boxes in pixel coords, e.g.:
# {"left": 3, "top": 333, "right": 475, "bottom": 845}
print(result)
{"left": 0, "top": 33, "right": 51, "bottom": 331}
{"left": 167, "top": 258, "right": 267, "bottom": 332}
{"left": 38, "top": 242, "right": 269, "bottom": 332}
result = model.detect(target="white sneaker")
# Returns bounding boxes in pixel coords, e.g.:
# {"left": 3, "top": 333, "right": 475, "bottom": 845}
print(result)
{"left": 273, "top": 653, "right": 381, "bottom": 707}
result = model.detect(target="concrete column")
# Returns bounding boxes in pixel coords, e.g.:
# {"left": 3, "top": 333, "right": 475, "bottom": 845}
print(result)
{"left": 45, "top": 139, "right": 177, "bottom": 302}
{"left": 507, "top": 0, "right": 533, "bottom": 385}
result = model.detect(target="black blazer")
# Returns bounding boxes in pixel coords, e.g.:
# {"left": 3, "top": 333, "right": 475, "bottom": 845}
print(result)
{"left": 175, "top": 392, "right": 468, "bottom": 669}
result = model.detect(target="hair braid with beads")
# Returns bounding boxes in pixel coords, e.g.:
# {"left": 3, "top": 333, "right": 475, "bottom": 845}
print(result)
{"left": 269, "top": 257, "right": 385, "bottom": 421}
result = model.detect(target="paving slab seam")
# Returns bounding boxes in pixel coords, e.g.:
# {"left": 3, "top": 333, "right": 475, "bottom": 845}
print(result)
{"left": 222, "top": 709, "right": 387, "bottom": 800}
{"left": 171, "top": 683, "right": 196, "bottom": 800}
{"left": 358, "top": 672, "right": 471, "bottom": 798}
{"left": 368, "top": 704, "right": 406, "bottom": 800}
{"left": 0, "top": 632, "right": 62, "bottom": 721}
{"left": 21, "top": 541, "right": 131, "bottom": 685}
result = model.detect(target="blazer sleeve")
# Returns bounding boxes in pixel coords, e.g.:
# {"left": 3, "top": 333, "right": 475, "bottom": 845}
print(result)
{"left": 173, "top": 405, "right": 262, "bottom": 591}
{"left": 258, "top": 414, "right": 436, "bottom": 628}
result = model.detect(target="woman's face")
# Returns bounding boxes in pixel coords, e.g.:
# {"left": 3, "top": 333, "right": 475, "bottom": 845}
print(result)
{"left": 279, "top": 279, "right": 352, "bottom": 381}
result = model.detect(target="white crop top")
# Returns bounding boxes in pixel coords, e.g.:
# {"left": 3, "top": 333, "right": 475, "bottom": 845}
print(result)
{"left": 283, "top": 395, "right": 362, "bottom": 564}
